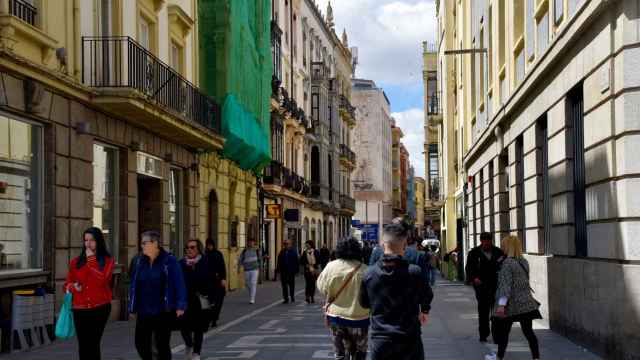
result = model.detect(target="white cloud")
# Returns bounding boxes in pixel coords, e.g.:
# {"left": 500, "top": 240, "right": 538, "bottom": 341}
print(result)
{"left": 315, "top": 0, "right": 437, "bottom": 86}
{"left": 392, "top": 108, "right": 426, "bottom": 179}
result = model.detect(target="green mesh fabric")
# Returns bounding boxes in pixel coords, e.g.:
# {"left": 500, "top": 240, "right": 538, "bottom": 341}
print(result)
{"left": 199, "top": 0, "right": 272, "bottom": 173}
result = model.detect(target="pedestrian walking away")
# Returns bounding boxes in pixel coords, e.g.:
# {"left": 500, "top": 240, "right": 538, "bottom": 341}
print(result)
{"left": 205, "top": 238, "right": 227, "bottom": 328}
{"left": 465, "top": 231, "right": 505, "bottom": 343}
{"left": 129, "top": 230, "right": 187, "bottom": 360}
{"left": 317, "top": 237, "right": 369, "bottom": 360}
{"left": 64, "top": 227, "right": 114, "bottom": 360}
{"left": 238, "top": 238, "right": 261, "bottom": 304}
{"left": 276, "top": 239, "right": 300, "bottom": 303}
{"left": 180, "top": 239, "right": 216, "bottom": 360}
{"left": 369, "top": 217, "right": 429, "bottom": 283}
{"left": 300, "top": 240, "right": 321, "bottom": 303}
{"left": 488, "top": 235, "right": 542, "bottom": 360}
{"left": 360, "top": 222, "right": 434, "bottom": 360}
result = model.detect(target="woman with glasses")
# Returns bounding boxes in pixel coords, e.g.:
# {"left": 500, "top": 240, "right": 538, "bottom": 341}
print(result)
{"left": 179, "top": 239, "right": 216, "bottom": 360}
{"left": 64, "top": 227, "right": 114, "bottom": 360}
{"left": 129, "top": 230, "right": 187, "bottom": 360}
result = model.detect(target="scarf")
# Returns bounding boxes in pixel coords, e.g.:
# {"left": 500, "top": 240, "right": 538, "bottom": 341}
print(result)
{"left": 186, "top": 254, "right": 202, "bottom": 267}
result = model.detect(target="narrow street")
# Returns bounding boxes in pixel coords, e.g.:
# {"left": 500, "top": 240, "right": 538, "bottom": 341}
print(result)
{"left": 7, "top": 275, "right": 600, "bottom": 360}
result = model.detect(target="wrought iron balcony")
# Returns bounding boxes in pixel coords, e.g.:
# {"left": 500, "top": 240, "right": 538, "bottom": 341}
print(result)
{"left": 340, "top": 194, "right": 356, "bottom": 212}
{"left": 263, "top": 161, "right": 283, "bottom": 186}
{"left": 429, "top": 177, "right": 444, "bottom": 201}
{"left": 339, "top": 95, "right": 356, "bottom": 122}
{"left": 311, "top": 61, "right": 329, "bottom": 81}
{"left": 427, "top": 92, "right": 441, "bottom": 116}
{"left": 9, "top": 0, "right": 37, "bottom": 26}
{"left": 340, "top": 144, "right": 356, "bottom": 164}
{"left": 82, "top": 36, "right": 221, "bottom": 135}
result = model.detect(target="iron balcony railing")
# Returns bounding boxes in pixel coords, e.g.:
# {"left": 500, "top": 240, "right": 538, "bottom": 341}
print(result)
{"left": 340, "top": 194, "right": 355, "bottom": 211}
{"left": 82, "top": 36, "right": 221, "bottom": 134}
{"left": 311, "top": 61, "right": 329, "bottom": 81}
{"left": 429, "top": 177, "right": 444, "bottom": 201}
{"left": 339, "top": 95, "right": 356, "bottom": 121}
{"left": 263, "top": 161, "right": 283, "bottom": 186}
{"left": 340, "top": 144, "right": 356, "bottom": 164}
{"left": 427, "top": 92, "right": 441, "bottom": 116}
{"left": 9, "top": 0, "right": 37, "bottom": 26}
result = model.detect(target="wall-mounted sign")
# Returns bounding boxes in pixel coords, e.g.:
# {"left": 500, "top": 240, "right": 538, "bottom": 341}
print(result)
{"left": 136, "top": 152, "right": 163, "bottom": 179}
{"left": 265, "top": 204, "right": 282, "bottom": 219}
{"left": 284, "top": 209, "right": 300, "bottom": 222}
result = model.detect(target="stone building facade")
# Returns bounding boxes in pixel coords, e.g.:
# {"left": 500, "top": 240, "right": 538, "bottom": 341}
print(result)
{"left": 438, "top": 0, "right": 640, "bottom": 357}
{"left": 351, "top": 78, "right": 393, "bottom": 241}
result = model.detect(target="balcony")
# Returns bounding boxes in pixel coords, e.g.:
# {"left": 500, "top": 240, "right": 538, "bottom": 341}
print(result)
{"left": 339, "top": 95, "right": 356, "bottom": 125}
{"left": 263, "top": 161, "right": 283, "bottom": 186}
{"left": 311, "top": 61, "right": 329, "bottom": 82}
{"left": 339, "top": 144, "right": 356, "bottom": 167}
{"left": 8, "top": 0, "right": 35, "bottom": 25}
{"left": 82, "top": 36, "right": 222, "bottom": 150}
{"left": 427, "top": 176, "right": 445, "bottom": 208}
{"left": 427, "top": 92, "right": 443, "bottom": 125}
{"left": 340, "top": 194, "right": 356, "bottom": 213}
{"left": 271, "top": 20, "right": 282, "bottom": 87}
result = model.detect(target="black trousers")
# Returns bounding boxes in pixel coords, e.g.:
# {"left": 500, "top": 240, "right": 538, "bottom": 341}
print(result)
{"left": 181, "top": 307, "right": 209, "bottom": 355}
{"left": 369, "top": 337, "right": 424, "bottom": 360}
{"left": 135, "top": 312, "right": 173, "bottom": 360}
{"left": 496, "top": 317, "right": 540, "bottom": 358}
{"left": 72, "top": 303, "right": 111, "bottom": 360}
{"left": 280, "top": 273, "right": 295, "bottom": 301}
{"left": 210, "top": 286, "right": 226, "bottom": 326}
{"left": 304, "top": 271, "right": 317, "bottom": 299}
{"left": 473, "top": 285, "right": 495, "bottom": 340}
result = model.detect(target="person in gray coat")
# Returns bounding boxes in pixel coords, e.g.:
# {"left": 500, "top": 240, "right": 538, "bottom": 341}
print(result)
{"left": 489, "top": 235, "right": 541, "bottom": 360}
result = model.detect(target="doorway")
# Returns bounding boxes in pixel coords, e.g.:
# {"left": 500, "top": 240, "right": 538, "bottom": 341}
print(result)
{"left": 138, "top": 176, "right": 163, "bottom": 236}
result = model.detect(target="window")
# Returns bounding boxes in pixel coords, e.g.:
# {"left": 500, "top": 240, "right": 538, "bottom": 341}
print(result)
{"left": 488, "top": 6, "right": 493, "bottom": 90}
{"left": 516, "top": 136, "right": 526, "bottom": 250}
{"left": 93, "top": 143, "right": 118, "bottom": 258}
{"left": 139, "top": 17, "right": 151, "bottom": 49}
{"left": 526, "top": 0, "right": 535, "bottom": 61}
{"left": 515, "top": 48, "right": 525, "bottom": 86}
{"left": 554, "top": 0, "right": 564, "bottom": 24}
{"left": 97, "top": 0, "right": 113, "bottom": 37}
{"left": 0, "top": 115, "right": 42, "bottom": 271}
{"left": 568, "top": 0, "right": 582, "bottom": 16}
{"left": 170, "top": 41, "right": 183, "bottom": 74}
{"left": 540, "top": 117, "right": 551, "bottom": 254}
{"left": 569, "top": 85, "right": 586, "bottom": 257}
{"left": 10, "top": 0, "right": 38, "bottom": 26}
{"left": 169, "top": 168, "right": 183, "bottom": 256}
{"left": 537, "top": 9, "right": 550, "bottom": 56}
{"left": 479, "top": 27, "right": 485, "bottom": 107}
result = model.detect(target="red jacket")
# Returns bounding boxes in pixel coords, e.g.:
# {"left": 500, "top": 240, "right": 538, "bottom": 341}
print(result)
{"left": 64, "top": 256, "right": 114, "bottom": 309}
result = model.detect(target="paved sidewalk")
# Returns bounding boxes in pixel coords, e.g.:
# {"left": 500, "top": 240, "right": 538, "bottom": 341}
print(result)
{"left": 4, "top": 277, "right": 303, "bottom": 360}
{"left": 5, "top": 274, "right": 601, "bottom": 359}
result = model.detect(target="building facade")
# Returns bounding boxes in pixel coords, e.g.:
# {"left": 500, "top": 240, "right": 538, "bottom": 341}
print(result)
{"left": 264, "top": 0, "right": 355, "bottom": 279}
{"left": 351, "top": 78, "right": 393, "bottom": 241}
{"left": 414, "top": 176, "right": 426, "bottom": 235}
{"left": 438, "top": 0, "right": 640, "bottom": 357}
{"left": 0, "top": 1, "right": 269, "bottom": 350}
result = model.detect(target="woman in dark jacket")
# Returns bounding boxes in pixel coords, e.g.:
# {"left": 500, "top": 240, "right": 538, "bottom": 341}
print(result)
{"left": 64, "top": 227, "right": 114, "bottom": 360}
{"left": 180, "top": 239, "right": 215, "bottom": 360}
{"left": 300, "top": 240, "right": 321, "bottom": 304}
{"left": 129, "top": 230, "right": 187, "bottom": 360}
{"left": 205, "top": 238, "right": 226, "bottom": 328}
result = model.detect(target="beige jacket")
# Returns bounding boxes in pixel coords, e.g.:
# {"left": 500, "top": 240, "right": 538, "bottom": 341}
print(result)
{"left": 316, "top": 259, "right": 369, "bottom": 321}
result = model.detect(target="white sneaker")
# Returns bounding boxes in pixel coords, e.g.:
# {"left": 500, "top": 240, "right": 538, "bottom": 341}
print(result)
{"left": 185, "top": 346, "right": 193, "bottom": 360}
{"left": 484, "top": 354, "right": 497, "bottom": 360}
{"left": 192, "top": 354, "right": 201, "bottom": 360}
{"left": 250, "top": 300, "right": 255, "bottom": 304}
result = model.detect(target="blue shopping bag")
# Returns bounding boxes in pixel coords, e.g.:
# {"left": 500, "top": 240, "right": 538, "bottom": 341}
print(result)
{"left": 54, "top": 292, "right": 76, "bottom": 339}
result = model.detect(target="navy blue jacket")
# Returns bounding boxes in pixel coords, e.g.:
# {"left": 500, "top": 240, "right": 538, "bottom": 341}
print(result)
{"left": 369, "top": 245, "right": 429, "bottom": 283}
{"left": 360, "top": 254, "right": 434, "bottom": 339}
{"left": 129, "top": 249, "right": 188, "bottom": 316}
{"left": 276, "top": 248, "right": 300, "bottom": 275}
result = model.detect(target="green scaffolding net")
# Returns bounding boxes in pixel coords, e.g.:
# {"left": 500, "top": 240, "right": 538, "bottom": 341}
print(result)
{"left": 199, "top": 0, "right": 272, "bottom": 174}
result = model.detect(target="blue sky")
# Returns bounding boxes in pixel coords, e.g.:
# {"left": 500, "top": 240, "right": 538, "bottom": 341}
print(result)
{"left": 316, "top": 0, "right": 437, "bottom": 177}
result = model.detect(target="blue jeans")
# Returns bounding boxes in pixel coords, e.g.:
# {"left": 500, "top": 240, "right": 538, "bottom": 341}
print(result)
{"left": 427, "top": 268, "right": 436, "bottom": 286}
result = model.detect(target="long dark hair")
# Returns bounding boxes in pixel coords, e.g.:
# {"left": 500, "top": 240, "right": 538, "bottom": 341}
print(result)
{"left": 77, "top": 227, "right": 111, "bottom": 270}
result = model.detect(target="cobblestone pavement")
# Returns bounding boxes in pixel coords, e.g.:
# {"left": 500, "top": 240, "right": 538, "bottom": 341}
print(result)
{"left": 6, "top": 275, "right": 601, "bottom": 359}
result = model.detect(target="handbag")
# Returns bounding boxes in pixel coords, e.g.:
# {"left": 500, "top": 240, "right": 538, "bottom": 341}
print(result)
{"left": 323, "top": 263, "right": 362, "bottom": 328}
{"left": 198, "top": 294, "right": 211, "bottom": 309}
{"left": 55, "top": 292, "right": 76, "bottom": 339}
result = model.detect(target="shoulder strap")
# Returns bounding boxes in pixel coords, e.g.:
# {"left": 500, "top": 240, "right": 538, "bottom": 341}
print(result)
{"left": 516, "top": 259, "right": 529, "bottom": 279}
{"left": 327, "top": 263, "right": 362, "bottom": 305}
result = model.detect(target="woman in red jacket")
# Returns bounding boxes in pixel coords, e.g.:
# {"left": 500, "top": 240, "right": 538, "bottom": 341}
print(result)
{"left": 64, "top": 227, "right": 114, "bottom": 360}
